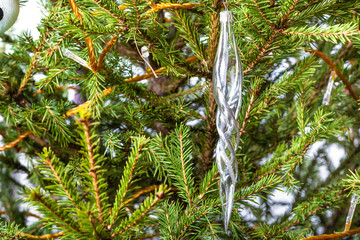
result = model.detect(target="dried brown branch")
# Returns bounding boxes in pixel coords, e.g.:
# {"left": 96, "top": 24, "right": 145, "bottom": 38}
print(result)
{"left": 301, "top": 227, "right": 360, "bottom": 240}
{"left": 307, "top": 49, "right": 359, "bottom": 101}
{"left": 97, "top": 35, "right": 119, "bottom": 70}
{"left": 20, "top": 232, "right": 65, "bottom": 239}
{"left": 0, "top": 132, "right": 32, "bottom": 152}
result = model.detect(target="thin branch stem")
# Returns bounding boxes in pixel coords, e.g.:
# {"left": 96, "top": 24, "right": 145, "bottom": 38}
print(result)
{"left": 20, "top": 232, "right": 65, "bottom": 239}
{"left": 80, "top": 119, "right": 104, "bottom": 222}
{"left": 301, "top": 226, "right": 360, "bottom": 240}
{"left": 0, "top": 132, "right": 32, "bottom": 152}
{"left": 307, "top": 49, "right": 359, "bottom": 101}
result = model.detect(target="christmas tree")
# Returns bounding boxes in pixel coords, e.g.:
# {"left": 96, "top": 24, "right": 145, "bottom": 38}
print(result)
{"left": 0, "top": 0, "right": 360, "bottom": 239}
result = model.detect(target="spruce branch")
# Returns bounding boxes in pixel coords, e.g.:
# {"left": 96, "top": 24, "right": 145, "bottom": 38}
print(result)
{"left": 65, "top": 56, "right": 199, "bottom": 118}
{"left": 0, "top": 132, "right": 32, "bottom": 152}
{"left": 281, "top": 0, "right": 299, "bottom": 24}
{"left": 109, "top": 136, "right": 145, "bottom": 227}
{"left": 17, "top": 53, "right": 40, "bottom": 96}
{"left": 251, "top": 0, "right": 276, "bottom": 29}
{"left": 244, "top": 12, "right": 265, "bottom": 39}
{"left": 178, "top": 129, "right": 194, "bottom": 205}
{"left": 79, "top": 119, "right": 104, "bottom": 222}
{"left": 28, "top": 191, "right": 88, "bottom": 238}
{"left": 244, "top": 30, "right": 280, "bottom": 74}
{"left": 284, "top": 24, "right": 357, "bottom": 43}
{"left": 111, "top": 189, "right": 165, "bottom": 237}
{"left": 91, "top": 0, "right": 125, "bottom": 25}
{"left": 43, "top": 154, "right": 81, "bottom": 210}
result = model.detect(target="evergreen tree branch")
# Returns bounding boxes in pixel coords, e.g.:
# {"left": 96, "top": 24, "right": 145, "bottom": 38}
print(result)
{"left": 79, "top": 119, "right": 104, "bottom": 222}
{"left": 43, "top": 157, "right": 81, "bottom": 210}
{"left": 244, "top": 13, "right": 265, "bottom": 39}
{"left": 29, "top": 191, "right": 87, "bottom": 238}
{"left": 0, "top": 132, "right": 32, "bottom": 152}
{"left": 92, "top": 0, "right": 125, "bottom": 24}
{"left": 301, "top": 227, "right": 360, "bottom": 240}
{"left": 109, "top": 137, "right": 144, "bottom": 227}
{"left": 111, "top": 190, "right": 164, "bottom": 237}
{"left": 85, "top": 210, "right": 102, "bottom": 238}
{"left": 164, "top": 207, "right": 174, "bottom": 240}
{"left": 20, "top": 232, "right": 65, "bottom": 239}
{"left": 251, "top": 0, "right": 276, "bottom": 29}
{"left": 198, "top": 165, "right": 218, "bottom": 200}
{"left": 179, "top": 130, "right": 193, "bottom": 205}
{"left": 244, "top": 30, "right": 280, "bottom": 74}
{"left": 281, "top": 0, "right": 299, "bottom": 24}
{"left": 17, "top": 53, "right": 40, "bottom": 96}
{"left": 307, "top": 49, "right": 359, "bottom": 101}
{"left": 65, "top": 56, "right": 199, "bottom": 117}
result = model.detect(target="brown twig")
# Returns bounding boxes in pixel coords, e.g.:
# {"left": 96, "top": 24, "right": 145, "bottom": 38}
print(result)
{"left": 68, "top": 0, "right": 83, "bottom": 24}
{"left": 0, "top": 132, "right": 32, "bottom": 152}
{"left": 145, "top": 3, "right": 200, "bottom": 14}
{"left": 301, "top": 227, "right": 360, "bottom": 240}
{"left": 0, "top": 211, "right": 41, "bottom": 219}
{"left": 20, "top": 232, "right": 65, "bottom": 239}
{"left": 307, "top": 49, "right": 359, "bottom": 101}
{"left": 85, "top": 37, "right": 98, "bottom": 72}
{"left": 123, "top": 185, "right": 160, "bottom": 206}
{"left": 65, "top": 87, "right": 114, "bottom": 117}
{"left": 97, "top": 35, "right": 119, "bottom": 71}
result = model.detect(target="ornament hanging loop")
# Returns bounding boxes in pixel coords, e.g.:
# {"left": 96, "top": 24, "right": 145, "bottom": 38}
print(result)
{"left": 222, "top": 0, "right": 229, "bottom": 11}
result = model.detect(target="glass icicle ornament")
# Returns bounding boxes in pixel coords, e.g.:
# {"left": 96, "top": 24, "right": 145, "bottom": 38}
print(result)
{"left": 345, "top": 193, "right": 359, "bottom": 231}
{"left": 322, "top": 72, "right": 336, "bottom": 106}
{"left": 212, "top": 10, "right": 243, "bottom": 231}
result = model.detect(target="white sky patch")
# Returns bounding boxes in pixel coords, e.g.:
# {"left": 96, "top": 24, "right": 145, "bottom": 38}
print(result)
{"left": 11, "top": 0, "right": 44, "bottom": 39}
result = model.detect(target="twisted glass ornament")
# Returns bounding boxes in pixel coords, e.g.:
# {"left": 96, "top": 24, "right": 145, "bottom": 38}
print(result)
{"left": 213, "top": 10, "right": 243, "bottom": 231}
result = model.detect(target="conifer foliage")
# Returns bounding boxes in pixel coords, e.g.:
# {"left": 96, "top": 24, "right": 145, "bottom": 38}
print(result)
{"left": 0, "top": 0, "right": 360, "bottom": 239}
